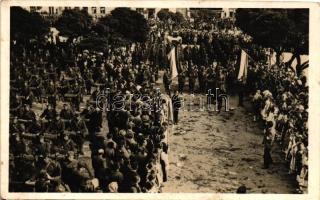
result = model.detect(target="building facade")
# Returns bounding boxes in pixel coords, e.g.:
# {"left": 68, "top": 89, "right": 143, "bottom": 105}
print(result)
{"left": 23, "top": 6, "right": 235, "bottom": 20}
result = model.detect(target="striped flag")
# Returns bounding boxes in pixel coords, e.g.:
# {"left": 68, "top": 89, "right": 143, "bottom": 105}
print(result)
{"left": 167, "top": 47, "right": 178, "bottom": 79}
{"left": 237, "top": 50, "right": 248, "bottom": 82}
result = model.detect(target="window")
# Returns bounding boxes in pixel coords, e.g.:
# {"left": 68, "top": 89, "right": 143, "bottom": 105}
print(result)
{"left": 83, "top": 7, "right": 88, "bottom": 12}
{"left": 136, "top": 8, "right": 144, "bottom": 14}
{"left": 100, "top": 7, "right": 105, "bottom": 14}
{"left": 49, "top": 7, "right": 54, "bottom": 15}
{"left": 30, "top": 6, "right": 36, "bottom": 12}
{"left": 92, "top": 7, "right": 97, "bottom": 14}
{"left": 148, "top": 9, "right": 155, "bottom": 18}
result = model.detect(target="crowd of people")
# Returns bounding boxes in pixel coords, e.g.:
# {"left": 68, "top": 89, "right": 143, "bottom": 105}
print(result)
{"left": 9, "top": 33, "right": 173, "bottom": 192}
{"left": 151, "top": 17, "right": 309, "bottom": 193}
{"left": 9, "top": 10, "right": 308, "bottom": 194}
{"left": 148, "top": 18, "right": 248, "bottom": 97}
{"left": 251, "top": 62, "right": 308, "bottom": 193}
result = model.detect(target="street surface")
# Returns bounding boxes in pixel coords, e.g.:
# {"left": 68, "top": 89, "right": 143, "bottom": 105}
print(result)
{"left": 161, "top": 93, "right": 296, "bottom": 193}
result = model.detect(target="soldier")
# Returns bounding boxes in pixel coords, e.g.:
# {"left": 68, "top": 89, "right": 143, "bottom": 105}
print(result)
{"left": 71, "top": 114, "right": 89, "bottom": 154}
{"left": 59, "top": 75, "right": 69, "bottom": 101}
{"left": 48, "top": 115, "right": 65, "bottom": 136}
{"left": 10, "top": 116, "right": 24, "bottom": 135}
{"left": 35, "top": 153, "right": 62, "bottom": 190}
{"left": 29, "top": 75, "right": 42, "bottom": 102}
{"left": 40, "top": 104, "right": 57, "bottom": 121}
{"left": 171, "top": 90, "right": 182, "bottom": 125}
{"left": 60, "top": 104, "right": 74, "bottom": 130}
{"left": 188, "top": 64, "right": 198, "bottom": 94}
{"left": 40, "top": 104, "right": 57, "bottom": 133}
{"left": 33, "top": 134, "right": 51, "bottom": 156}
{"left": 74, "top": 160, "right": 94, "bottom": 192}
{"left": 21, "top": 81, "right": 34, "bottom": 107}
{"left": 47, "top": 80, "right": 57, "bottom": 109}
{"left": 10, "top": 93, "right": 22, "bottom": 116}
{"left": 206, "top": 66, "right": 216, "bottom": 93}
{"left": 10, "top": 132, "right": 27, "bottom": 156}
{"left": 83, "top": 68, "right": 94, "bottom": 95}
{"left": 198, "top": 65, "right": 207, "bottom": 94}
{"left": 238, "top": 78, "right": 246, "bottom": 107}
{"left": 92, "top": 149, "right": 107, "bottom": 188}
{"left": 178, "top": 62, "right": 187, "bottom": 94}
{"left": 21, "top": 104, "right": 36, "bottom": 131}
{"left": 71, "top": 81, "right": 81, "bottom": 111}
{"left": 61, "top": 151, "right": 78, "bottom": 192}
{"left": 55, "top": 133, "right": 77, "bottom": 154}
{"left": 163, "top": 68, "right": 172, "bottom": 96}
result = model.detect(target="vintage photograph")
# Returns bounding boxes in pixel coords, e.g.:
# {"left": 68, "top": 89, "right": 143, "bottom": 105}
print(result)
{"left": 7, "top": 5, "right": 309, "bottom": 194}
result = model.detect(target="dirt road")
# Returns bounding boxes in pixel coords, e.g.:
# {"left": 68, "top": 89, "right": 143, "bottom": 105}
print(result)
{"left": 161, "top": 94, "right": 297, "bottom": 193}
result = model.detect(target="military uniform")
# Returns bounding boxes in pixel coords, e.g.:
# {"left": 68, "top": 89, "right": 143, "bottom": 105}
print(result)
{"left": 188, "top": 66, "right": 198, "bottom": 94}
{"left": 163, "top": 71, "right": 172, "bottom": 96}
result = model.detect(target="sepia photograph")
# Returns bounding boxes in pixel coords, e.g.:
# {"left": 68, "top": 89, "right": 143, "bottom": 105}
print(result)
{"left": 1, "top": 1, "right": 319, "bottom": 199}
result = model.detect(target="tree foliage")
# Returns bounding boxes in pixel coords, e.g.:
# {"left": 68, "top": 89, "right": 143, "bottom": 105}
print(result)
{"left": 55, "top": 8, "right": 92, "bottom": 38}
{"left": 10, "top": 7, "right": 49, "bottom": 42}
{"left": 101, "top": 8, "right": 150, "bottom": 43}
{"left": 235, "top": 9, "right": 309, "bottom": 58}
{"left": 157, "top": 9, "right": 171, "bottom": 21}
{"left": 157, "top": 9, "right": 186, "bottom": 24}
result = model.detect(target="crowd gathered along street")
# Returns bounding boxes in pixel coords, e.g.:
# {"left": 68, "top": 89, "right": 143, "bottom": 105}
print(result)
{"left": 9, "top": 9, "right": 308, "bottom": 193}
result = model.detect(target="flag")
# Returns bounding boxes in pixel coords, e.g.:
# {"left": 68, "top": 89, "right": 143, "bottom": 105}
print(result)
{"left": 237, "top": 50, "right": 248, "bottom": 82}
{"left": 167, "top": 47, "right": 178, "bottom": 79}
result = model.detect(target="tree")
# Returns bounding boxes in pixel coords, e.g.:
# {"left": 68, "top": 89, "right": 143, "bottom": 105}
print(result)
{"left": 157, "top": 9, "right": 185, "bottom": 25}
{"left": 55, "top": 8, "right": 92, "bottom": 39}
{"left": 235, "top": 9, "right": 309, "bottom": 74}
{"left": 157, "top": 9, "right": 171, "bottom": 21}
{"left": 10, "top": 7, "right": 49, "bottom": 43}
{"left": 106, "top": 8, "right": 150, "bottom": 43}
{"left": 171, "top": 12, "right": 186, "bottom": 24}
